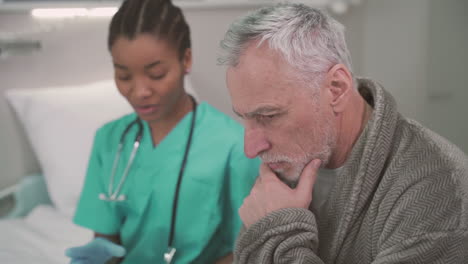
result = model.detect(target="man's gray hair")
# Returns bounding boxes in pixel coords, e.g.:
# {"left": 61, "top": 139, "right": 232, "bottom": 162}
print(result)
{"left": 218, "top": 3, "right": 354, "bottom": 86}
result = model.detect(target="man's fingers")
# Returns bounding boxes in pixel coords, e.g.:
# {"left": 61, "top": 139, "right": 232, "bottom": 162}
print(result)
{"left": 259, "top": 163, "right": 284, "bottom": 184}
{"left": 258, "top": 163, "right": 273, "bottom": 181}
{"left": 259, "top": 163, "right": 273, "bottom": 175}
{"left": 296, "top": 159, "right": 321, "bottom": 195}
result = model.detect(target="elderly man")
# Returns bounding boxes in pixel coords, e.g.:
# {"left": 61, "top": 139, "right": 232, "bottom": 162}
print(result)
{"left": 218, "top": 3, "right": 468, "bottom": 264}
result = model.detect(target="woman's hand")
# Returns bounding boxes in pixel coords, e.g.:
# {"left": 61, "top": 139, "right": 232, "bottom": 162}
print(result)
{"left": 65, "top": 237, "right": 126, "bottom": 264}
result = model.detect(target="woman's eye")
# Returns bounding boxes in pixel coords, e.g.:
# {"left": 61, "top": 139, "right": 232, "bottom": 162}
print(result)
{"left": 117, "top": 75, "right": 131, "bottom": 81}
{"left": 148, "top": 74, "right": 165, "bottom": 80}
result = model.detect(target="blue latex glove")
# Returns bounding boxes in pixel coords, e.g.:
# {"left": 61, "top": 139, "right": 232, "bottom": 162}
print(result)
{"left": 65, "top": 237, "right": 126, "bottom": 264}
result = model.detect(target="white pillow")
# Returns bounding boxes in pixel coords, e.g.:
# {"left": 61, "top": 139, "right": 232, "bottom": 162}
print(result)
{"left": 5, "top": 78, "right": 199, "bottom": 218}
{"left": 5, "top": 80, "right": 132, "bottom": 218}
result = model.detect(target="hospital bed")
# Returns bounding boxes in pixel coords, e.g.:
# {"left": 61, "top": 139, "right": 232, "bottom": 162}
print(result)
{"left": 0, "top": 78, "right": 198, "bottom": 263}
{"left": 0, "top": 175, "right": 92, "bottom": 263}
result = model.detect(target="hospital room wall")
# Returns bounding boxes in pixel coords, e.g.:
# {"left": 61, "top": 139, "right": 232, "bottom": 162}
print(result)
{"left": 425, "top": 0, "right": 468, "bottom": 153}
{"left": 1, "top": 0, "right": 467, "bottom": 191}
{"left": 360, "top": 0, "right": 468, "bottom": 153}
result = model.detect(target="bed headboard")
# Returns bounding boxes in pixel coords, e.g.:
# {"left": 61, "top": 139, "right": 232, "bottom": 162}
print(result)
{"left": 0, "top": 15, "right": 114, "bottom": 191}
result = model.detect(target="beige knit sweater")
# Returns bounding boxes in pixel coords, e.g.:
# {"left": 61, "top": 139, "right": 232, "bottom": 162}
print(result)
{"left": 234, "top": 78, "right": 468, "bottom": 263}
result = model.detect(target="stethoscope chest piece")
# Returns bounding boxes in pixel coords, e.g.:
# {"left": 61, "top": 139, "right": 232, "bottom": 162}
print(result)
{"left": 97, "top": 118, "right": 143, "bottom": 203}
{"left": 164, "top": 247, "right": 176, "bottom": 264}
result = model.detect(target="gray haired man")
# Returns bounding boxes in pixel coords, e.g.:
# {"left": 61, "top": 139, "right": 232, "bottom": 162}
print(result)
{"left": 219, "top": 3, "right": 468, "bottom": 263}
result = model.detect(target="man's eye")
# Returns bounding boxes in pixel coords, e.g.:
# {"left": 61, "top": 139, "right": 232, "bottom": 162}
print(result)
{"left": 257, "top": 114, "right": 277, "bottom": 122}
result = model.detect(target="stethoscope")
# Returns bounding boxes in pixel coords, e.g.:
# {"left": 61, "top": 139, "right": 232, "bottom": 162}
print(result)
{"left": 99, "top": 96, "right": 197, "bottom": 264}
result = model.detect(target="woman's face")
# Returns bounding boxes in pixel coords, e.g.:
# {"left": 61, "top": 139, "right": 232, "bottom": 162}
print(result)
{"left": 110, "top": 34, "right": 191, "bottom": 124}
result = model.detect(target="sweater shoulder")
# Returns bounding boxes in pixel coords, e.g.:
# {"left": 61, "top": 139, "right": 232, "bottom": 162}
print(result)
{"left": 377, "top": 117, "right": 468, "bottom": 239}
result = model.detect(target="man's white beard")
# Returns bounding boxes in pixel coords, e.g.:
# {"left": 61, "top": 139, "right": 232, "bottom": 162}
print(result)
{"left": 267, "top": 147, "right": 331, "bottom": 188}
{"left": 260, "top": 124, "right": 335, "bottom": 188}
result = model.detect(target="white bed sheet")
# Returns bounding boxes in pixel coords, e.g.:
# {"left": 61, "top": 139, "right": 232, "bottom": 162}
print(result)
{"left": 0, "top": 205, "right": 92, "bottom": 264}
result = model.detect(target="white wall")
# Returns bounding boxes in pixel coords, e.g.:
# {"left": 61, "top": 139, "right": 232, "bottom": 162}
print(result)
{"left": 425, "top": 0, "right": 468, "bottom": 152}
{"left": 360, "top": 0, "right": 468, "bottom": 153}
{"left": 360, "top": 0, "right": 430, "bottom": 122}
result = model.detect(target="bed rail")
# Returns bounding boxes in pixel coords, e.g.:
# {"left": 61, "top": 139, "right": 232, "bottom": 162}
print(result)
{"left": 0, "top": 174, "right": 52, "bottom": 218}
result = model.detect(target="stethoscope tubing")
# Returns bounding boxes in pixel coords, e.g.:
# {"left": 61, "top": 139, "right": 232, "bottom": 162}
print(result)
{"left": 102, "top": 96, "right": 198, "bottom": 263}
{"left": 168, "top": 96, "right": 197, "bottom": 250}
{"left": 106, "top": 119, "right": 143, "bottom": 200}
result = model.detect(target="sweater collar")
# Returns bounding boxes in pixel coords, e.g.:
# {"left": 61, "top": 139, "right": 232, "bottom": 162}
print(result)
{"left": 321, "top": 78, "right": 400, "bottom": 259}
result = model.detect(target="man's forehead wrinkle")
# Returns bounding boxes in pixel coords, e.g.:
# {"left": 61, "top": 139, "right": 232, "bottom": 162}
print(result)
{"left": 229, "top": 40, "right": 303, "bottom": 119}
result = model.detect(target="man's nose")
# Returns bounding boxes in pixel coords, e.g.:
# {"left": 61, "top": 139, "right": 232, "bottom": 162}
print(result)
{"left": 244, "top": 128, "right": 270, "bottom": 159}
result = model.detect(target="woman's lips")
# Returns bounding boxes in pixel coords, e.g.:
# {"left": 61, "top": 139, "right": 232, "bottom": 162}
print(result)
{"left": 135, "top": 105, "right": 159, "bottom": 115}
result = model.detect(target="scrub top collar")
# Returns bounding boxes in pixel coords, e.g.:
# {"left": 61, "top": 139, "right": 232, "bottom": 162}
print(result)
{"left": 137, "top": 102, "right": 205, "bottom": 165}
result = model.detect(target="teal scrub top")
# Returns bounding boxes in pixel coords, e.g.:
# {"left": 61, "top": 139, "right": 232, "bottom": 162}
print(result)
{"left": 74, "top": 102, "right": 260, "bottom": 263}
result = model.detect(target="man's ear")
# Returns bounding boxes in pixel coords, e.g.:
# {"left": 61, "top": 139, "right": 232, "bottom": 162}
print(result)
{"left": 325, "top": 64, "right": 353, "bottom": 113}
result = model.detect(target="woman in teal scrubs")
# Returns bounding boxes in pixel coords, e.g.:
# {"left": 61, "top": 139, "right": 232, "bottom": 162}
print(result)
{"left": 65, "top": 0, "right": 259, "bottom": 263}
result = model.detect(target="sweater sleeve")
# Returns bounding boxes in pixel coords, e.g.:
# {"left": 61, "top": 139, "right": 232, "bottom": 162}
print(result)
{"left": 373, "top": 230, "right": 468, "bottom": 263}
{"left": 372, "top": 163, "right": 468, "bottom": 263}
{"left": 234, "top": 208, "right": 325, "bottom": 264}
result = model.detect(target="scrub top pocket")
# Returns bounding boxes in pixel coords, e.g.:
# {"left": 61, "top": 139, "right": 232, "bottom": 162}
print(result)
{"left": 176, "top": 175, "right": 223, "bottom": 239}
{"left": 115, "top": 168, "right": 155, "bottom": 219}
{"left": 117, "top": 190, "right": 153, "bottom": 217}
